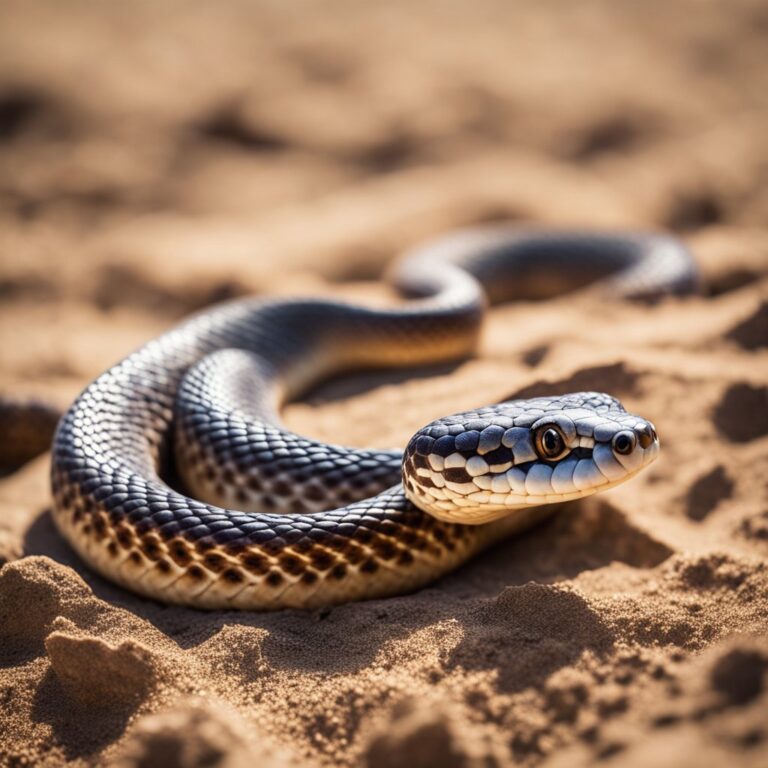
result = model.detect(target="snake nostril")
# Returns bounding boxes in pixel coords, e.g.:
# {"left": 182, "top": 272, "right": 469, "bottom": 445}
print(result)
{"left": 636, "top": 423, "right": 656, "bottom": 449}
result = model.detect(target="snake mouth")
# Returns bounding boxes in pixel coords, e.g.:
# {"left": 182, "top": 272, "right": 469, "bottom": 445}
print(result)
{"left": 539, "top": 445, "right": 593, "bottom": 464}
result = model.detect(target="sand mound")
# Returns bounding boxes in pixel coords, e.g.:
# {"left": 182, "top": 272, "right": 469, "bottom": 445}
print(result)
{"left": 45, "top": 628, "right": 159, "bottom": 706}
{"left": 0, "top": 557, "right": 97, "bottom": 648}
{"left": 0, "top": 396, "right": 60, "bottom": 471}
{"left": 362, "top": 697, "right": 506, "bottom": 768}
{"left": 109, "top": 699, "right": 290, "bottom": 768}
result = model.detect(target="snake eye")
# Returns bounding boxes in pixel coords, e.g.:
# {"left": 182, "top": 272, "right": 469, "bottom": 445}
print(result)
{"left": 534, "top": 426, "right": 568, "bottom": 460}
{"left": 613, "top": 430, "right": 637, "bottom": 455}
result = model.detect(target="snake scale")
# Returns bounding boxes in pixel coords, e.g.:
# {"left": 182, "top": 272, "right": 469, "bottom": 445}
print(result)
{"left": 51, "top": 229, "right": 698, "bottom": 609}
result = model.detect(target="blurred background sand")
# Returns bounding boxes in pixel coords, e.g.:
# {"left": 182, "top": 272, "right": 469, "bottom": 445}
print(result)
{"left": 0, "top": 1, "right": 767, "bottom": 766}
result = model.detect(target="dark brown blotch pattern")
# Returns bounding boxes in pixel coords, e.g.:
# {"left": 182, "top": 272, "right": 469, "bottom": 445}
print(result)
{"left": 51, "top": 465, "right": 473, "bottom": 609}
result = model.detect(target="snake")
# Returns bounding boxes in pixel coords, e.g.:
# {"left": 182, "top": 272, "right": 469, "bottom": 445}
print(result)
{"left": 50, "top": 228, "right": 698, "bottom": 610}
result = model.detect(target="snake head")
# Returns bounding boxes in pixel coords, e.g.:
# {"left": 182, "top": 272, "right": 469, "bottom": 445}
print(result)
{"left": 402, "top": 392, "right": 659, "bottom": 524}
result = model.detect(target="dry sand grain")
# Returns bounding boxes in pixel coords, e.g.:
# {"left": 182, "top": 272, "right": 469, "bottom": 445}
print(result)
{"left": 1, "top": 1, "right": 767, "bottom": 766}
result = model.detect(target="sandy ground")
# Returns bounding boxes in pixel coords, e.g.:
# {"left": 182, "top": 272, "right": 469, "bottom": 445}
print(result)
{"left": 1, "top": 1, "right": 767, "bottom": 766}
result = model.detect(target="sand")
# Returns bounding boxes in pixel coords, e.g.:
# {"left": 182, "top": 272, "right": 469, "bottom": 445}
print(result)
{"left": 1, "top": 0, "right": 767, "bottom": 766}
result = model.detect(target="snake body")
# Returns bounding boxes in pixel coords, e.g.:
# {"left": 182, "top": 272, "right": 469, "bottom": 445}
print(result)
{"left": 50, "top": 229, "right": 698, "bottom": 609}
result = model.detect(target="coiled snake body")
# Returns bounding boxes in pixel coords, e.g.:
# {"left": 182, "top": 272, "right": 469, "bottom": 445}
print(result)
{"left": 51, "top": 229, "right": 698, "bottom": 609}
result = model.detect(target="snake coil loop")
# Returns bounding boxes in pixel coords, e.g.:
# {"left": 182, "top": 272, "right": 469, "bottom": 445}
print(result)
{"left": 51, "top": 228, "right": 698, "bottom": 609}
